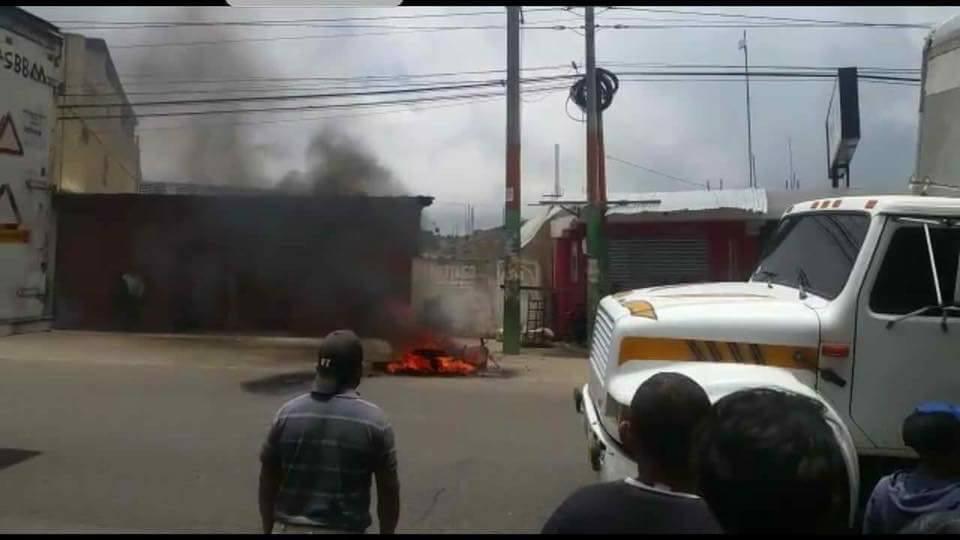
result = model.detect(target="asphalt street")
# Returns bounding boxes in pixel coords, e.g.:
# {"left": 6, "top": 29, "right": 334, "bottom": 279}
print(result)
{"left": 0, "top": 331, "right": 595, "bottom": 533}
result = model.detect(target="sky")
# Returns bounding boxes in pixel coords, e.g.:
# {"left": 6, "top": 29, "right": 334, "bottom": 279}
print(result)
{"left": 25, "top": 5, "right": 960, "bottom": 234}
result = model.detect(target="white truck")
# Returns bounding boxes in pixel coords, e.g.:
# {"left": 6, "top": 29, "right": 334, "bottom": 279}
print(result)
{"left": 576, "top": 14, "right": 960, "bottom": 526}
{"left": 0, "top": 8, "right": 61, "bottom": 335}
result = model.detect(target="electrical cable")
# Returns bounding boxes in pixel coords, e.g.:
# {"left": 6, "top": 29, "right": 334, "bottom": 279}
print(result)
{"left": 569, "top": 68, "right": 619, "bottom": 113}
{"left": 607, "top": 6, "right": 935, "bottom": 29}
{"left": 61, "top": 74, "right": 578, "bottom": 109}
{"left": 605, "top": 155, "right": 706, "bottom": 188}
{"left": 59, "top": 82, "right": 573, "bottom": 121}
{"left": 85, "top": 88, "right": 529, "bottom": 136}
{"left": 50, "top": 7, "right": 564, "bottom": 27}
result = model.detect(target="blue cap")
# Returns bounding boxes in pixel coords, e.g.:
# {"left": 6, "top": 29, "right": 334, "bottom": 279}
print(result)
{"left": 915, "top": 402, "right": 960, "bottom": 420}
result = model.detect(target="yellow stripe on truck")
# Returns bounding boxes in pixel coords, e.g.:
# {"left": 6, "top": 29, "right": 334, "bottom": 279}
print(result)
{"left": 618, "top": 337, "right": 817, "bottom": 371}
{"left": 0, "top": 227, "right": 29, "bottom": 244}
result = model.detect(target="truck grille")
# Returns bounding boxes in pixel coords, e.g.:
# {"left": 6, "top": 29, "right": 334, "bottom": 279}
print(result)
{"left": 589, "top": 307, "right": 615, "bottom": 380}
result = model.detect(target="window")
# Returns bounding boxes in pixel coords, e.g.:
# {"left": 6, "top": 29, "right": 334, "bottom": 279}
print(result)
{"left": 870, "top": 223, "right": 960, "bottom": 315}
{"left": 752, "top": 212, "right": 870, "bottom": 300}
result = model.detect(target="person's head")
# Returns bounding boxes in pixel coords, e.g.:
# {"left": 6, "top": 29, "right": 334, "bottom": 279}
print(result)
{"left": 312, "top": 329, "right": 364, "bottom": 395}
{"left": 692, "top": 388, "right": 850, "bottom": 534}
{"left": 899, "top": 510, "right": 960, "bottom": 534}
{"left": 903, "top": 402, "right": 960, "bottom": 475}
{"left": 618, "top": 372, "right": 711, "bottom": 489}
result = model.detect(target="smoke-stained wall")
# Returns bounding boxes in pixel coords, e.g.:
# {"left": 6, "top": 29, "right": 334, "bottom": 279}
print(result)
{"left": 52, "top": 193, "right": 432, "bottom": 337}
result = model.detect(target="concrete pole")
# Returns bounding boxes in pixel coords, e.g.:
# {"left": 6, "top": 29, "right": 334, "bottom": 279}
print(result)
{"left": 741, "top": 30, "right": 756, "bottom": 188}
{"left": 584, "top": 6, "right": 604, "bottom": 331}
{"left": 503, "top": 6, "right": 522, "bottom": 355}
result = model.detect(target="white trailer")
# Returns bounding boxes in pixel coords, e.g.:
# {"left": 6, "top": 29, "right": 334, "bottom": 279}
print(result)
{"left": 0, "top": 8, "right": 61, "bottom": 335}
{"left": 913, "top": 14, "right": 960, "bottom": 195}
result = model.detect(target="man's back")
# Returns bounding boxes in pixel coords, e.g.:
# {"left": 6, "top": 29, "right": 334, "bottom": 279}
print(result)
{"left": 541, "top": 479, "right": 722, "bottom": 534}
{"left": 260, "top": 390, "right": 396, "bottom": 532}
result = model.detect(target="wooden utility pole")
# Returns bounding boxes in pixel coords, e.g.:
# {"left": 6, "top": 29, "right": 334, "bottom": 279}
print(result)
{"left": 584, "top": 6, "right": 605, "bottom": 330}
{"left": 503, "top": 6, "right": 521, "bottom": 355}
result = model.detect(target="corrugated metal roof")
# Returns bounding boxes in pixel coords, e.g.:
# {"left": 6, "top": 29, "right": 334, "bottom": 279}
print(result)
{"left": 604, "top": 188, "right": 768, "bottom": 217}
{"left": 139, "top": 182, "right": 270, "bottom": 195}
{"left": 527, "top": 189, "right": 768, "bottom": 243}
{"left": 520, "top": 206, "right": 563, "bottom": 249}
{"left": 529, "top": 188, "right": 897, "bottom": 241}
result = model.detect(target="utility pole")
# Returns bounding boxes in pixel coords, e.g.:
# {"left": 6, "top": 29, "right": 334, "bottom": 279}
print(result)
{"left": 584, "top": 6, "right": 605, "bottom": 331}
{"left": 503, "top": 6, "right": 522, "bottom": 355}
{"left": 739, "top": 30, "right": 756, "bottom": 188}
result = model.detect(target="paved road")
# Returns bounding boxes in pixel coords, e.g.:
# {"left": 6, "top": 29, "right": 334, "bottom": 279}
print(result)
{"left": 0, "top": 332, "right": 594, "bottom": 533}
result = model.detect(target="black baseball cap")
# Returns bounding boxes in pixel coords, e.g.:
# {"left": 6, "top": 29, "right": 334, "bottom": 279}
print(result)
{"left": 312, "top": 329, "right": 364, "bottom": 394}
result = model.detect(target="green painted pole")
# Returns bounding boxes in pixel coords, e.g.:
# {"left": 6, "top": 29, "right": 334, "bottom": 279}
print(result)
{"left": 503, "top": 6, "right": 521, "bottom": 355}
{"left": 584, "top": 6, "right": 603, "bottom": 334}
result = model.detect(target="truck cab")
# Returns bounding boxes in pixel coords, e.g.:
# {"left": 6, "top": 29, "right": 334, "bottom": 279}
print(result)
{"left": 576, "top": 195, "right": 960, "bottom": 526}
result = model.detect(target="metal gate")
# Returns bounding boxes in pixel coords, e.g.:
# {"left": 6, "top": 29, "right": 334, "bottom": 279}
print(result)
{"left": 608, "top": 237, "right": 710, "bottom": 292}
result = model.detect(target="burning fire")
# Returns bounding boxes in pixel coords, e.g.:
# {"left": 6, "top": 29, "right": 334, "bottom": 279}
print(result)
{"left": 385, "top": 336, "right": 479, "bottom": 376}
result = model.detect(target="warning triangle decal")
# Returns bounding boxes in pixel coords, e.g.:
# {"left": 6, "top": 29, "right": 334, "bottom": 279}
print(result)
{"left": 0, "top": 113, "right": 24, "bottom": 157}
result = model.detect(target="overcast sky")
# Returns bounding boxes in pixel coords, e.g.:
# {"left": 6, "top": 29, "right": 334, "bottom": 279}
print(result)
{"left": 25, "top": 6, "right": 960, "bottom": 233}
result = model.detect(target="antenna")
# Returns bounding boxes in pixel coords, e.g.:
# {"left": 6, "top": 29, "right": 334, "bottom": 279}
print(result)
{"left": 788, "top": 136, "right": 797, "bottom": 190}
{"left": 554, "top": 143, "right": 562, "bottom": 197}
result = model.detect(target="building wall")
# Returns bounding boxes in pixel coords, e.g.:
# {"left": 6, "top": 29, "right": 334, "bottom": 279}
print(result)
{"left": 53, "top": 34, "right": 140, "bottom": 194}
{"left": 53, "top": 194, "right": 429, "bottom": 338}
{"left": 411, "top": 258, "right": 499, "bottom": 337}
{"left": 552, "top": 219, "right": 767, "bottom": 339}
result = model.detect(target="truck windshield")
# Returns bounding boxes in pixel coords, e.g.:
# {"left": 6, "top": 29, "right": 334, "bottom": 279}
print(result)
{"left": 751, "top": 212, "right": 870, "bottom": 300}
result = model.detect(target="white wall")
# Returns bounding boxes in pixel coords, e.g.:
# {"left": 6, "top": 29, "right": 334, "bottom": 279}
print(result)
{"left": 53, "top": 34, "right": 140, "bottom": 194}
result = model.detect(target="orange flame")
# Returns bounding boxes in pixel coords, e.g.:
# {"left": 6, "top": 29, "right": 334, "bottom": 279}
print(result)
{"left": 385, "top": 336, "right": 477, "bottom": 376}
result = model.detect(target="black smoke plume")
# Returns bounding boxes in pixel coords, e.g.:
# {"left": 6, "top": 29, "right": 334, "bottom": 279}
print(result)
{"left": 275, "top": 127, "right": 406, "bottom": 196}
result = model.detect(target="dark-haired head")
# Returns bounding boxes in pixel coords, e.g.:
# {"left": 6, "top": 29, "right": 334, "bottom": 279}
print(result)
{"left": 619, "top": 372, "right": 712, "bottom": 491}
{"left": 692, "top": 388, "right": 850, "bottom": 534}
{"left": 903, "top": 407, "right": 960, "bottom": 475}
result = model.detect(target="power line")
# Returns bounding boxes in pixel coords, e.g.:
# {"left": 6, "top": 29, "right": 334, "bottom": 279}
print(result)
{"left": 60, "top": 74, "right": 577, "bottom": 109}
{"left": 59, "top": 83, "right": 573, "bottom": 121}
{"left": 613, "top": 70, "right": 919, "bottom": 82}
{"left": 87, "top": 89, "right": 530, "bottom": 136}
{"left": 67, "top": 62, "right": 919, "bottom": 98}
{"left": 60, "top": 69, "right": 919, "bottom": 112}
{"left": 103, "top": 64, "right": 573, "bottom": 86}
{"left": 103, "top": 18, "right": 581, "bottom": 49}
{"left": 601, "top": 61, "right": 919, "bottom": 73}
{"left": 74, "top": 16, "right": 938, "bottom": 50}
{"left": 49, "top": 8, "right": 561, "bottom": 28}
{"left": 595, "top": 22, "right": 932, "bottom": 30}
{"left": 108, "top": 28, "right": 455, "bottom": 48}
{"left": 607, "top": 6, "right": 936, "bottom": 29}
{"left": 605, "top": 155, "right": 706, "bottom": 188}
{"left": 616, "top": 76, "right": 918, "bottom": 86}
{"left": 63, "top": 78, "right": 514, "bottom": 98}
